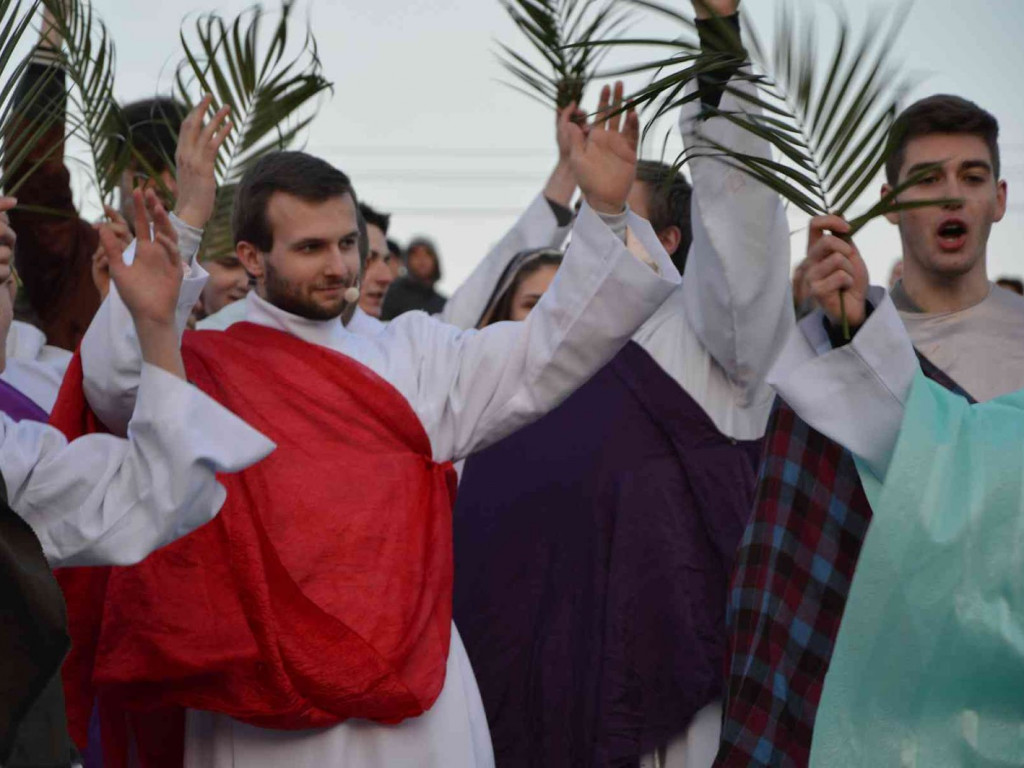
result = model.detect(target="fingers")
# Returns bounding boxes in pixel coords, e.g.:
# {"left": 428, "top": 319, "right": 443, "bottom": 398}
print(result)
{"left": 145, "top": 188, "right": 177, "bottom": 245}
{"left": 810, "top": 269, "right": 855, "bottom": 299}
{"left": 0, "top": 196, "right": 17, "bottom": 214}
{"left": 131, "top": 188, "right": 150, "bottom": 241}
{"left": 606, "top": 81, "right": 624, "bottom": 134}
{"left": 199, "top": 103, "right": 231, "bottom": 153}
{"left": 807, "top": 213, "right": 851, "bottom": 249}
{"left": 622, "top": 108, "right": 640, "bottom": 153}
{"left": 180, "top": 95, "right": 214, "bottom": 147}
{"left": 595, "top": 84, "right": 611, "bottom": 130}
{"left": 98, "top": 223, "right": 127, "bottom": 274}
{"left": 154, "top": 232, "right": 182, "bottom": 268}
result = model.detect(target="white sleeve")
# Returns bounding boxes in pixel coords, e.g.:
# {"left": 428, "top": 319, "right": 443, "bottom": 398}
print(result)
{"left": 81, "top": 214, "right": 209, "bottom": 436}
{"left": 767, "top": 289, "right": 917, "bottom": 480}
{"left": 438, "top": 193, "right": 572, "bottom": 329}
{"left": 2, "top": 363, "right": 275, "bottom": 568}
{"left": 403, "top": 201, "right": 680, "bottom": 461}
{"left": 679, "top": 76, "right": 794, "bottom": 397}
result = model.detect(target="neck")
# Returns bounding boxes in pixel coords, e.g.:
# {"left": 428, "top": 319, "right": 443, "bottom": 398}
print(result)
{"left": 899, "top": 262, "right": 990, "bottom": 314}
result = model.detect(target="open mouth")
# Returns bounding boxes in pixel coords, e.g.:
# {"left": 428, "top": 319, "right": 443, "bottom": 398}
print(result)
{"left": 936, "top": 218, "right": 968, "bottom": 251}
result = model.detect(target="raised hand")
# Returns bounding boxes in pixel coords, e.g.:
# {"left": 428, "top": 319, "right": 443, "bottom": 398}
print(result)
{"left": 805, "top": 215, "right": 869, "bottom": 331}
{"left": 173, "top": 95, "right": 231, "bottom": 230}
{"left": 692, "top": 0, "right": 739, "bottom": 19}
{"left": 104, "top": 189, "right": 184, "bottom": 329}
{"left": 567, "top": 82, "right": 639, "bottom": 215}
{"left": 543, "top": 102, "right": 588, "bottom": 207}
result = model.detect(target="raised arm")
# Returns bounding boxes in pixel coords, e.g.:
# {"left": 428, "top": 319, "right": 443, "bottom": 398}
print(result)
{"left": 679, "top": 3, "right": 793, "bottom": 395}
{"left": 767, "top": 219, "right": 913, "bottom": 480}
{"left": 403, "top": 84, "right": 682, "bottom": 460}
{"left": 81, "top": 99, "right": 230, "bottom": 434}
{"left": 438, "top": 103, "right": 581, "bottom": 329}
{"left": 4, "top": 191, "right": 274, "bottom": 567}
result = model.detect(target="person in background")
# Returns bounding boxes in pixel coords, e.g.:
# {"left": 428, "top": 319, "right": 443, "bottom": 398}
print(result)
{"left": 0, "top": 187, "right": 273, "bottom": 768}
{"left": 996, "top": 275, "right": 1023, "bottom": 295}
{"left": 386, "top": 238, "right": 404, "bottom": 278}
{"left": 888, "top": 258, "right": 904, "bottom": 289}
{"left": 380, "top": 236, "right": 447, "bottom": 318}
{"left": 3, "top": 3, "right": 197, "bottom": 352}
{"left": 357, "top": 202, "right": 396, "bottom": 319}
{"left": 453, "top": 4, "right": 793, "bottom": 765}
{"left": 477, "top": 249, "right": 563, "bottom": 327}
{"left": 719, "top": 92, "right": 1019, "bottom": 768}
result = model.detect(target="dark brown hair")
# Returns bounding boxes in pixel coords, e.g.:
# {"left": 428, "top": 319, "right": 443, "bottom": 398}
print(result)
{"left": 232, "top": 151, "right": 356, "bottom": 253}
{"left": 635, "top": 160, "right": 693, "bottom": 273}
{"left": 480, "top": 250, "right": 562, "bottom": 327}
{"left": 885, "top": 95, "right": 1000, "bottom": 185}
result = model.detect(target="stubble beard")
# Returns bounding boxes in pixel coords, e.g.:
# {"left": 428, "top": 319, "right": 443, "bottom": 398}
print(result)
{"left": 264, "top": 262, "right": 351, "bottom": 321}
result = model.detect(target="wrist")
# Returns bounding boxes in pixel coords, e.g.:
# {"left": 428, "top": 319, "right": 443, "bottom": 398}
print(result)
{"left": 584, "top": 193, "right": 626, "bottom": 216}
{"left": 173, "top": 203, "right": 209, "bottom": 231}
{"left": 544, "top": 160, "right": 576, "bottom": 207}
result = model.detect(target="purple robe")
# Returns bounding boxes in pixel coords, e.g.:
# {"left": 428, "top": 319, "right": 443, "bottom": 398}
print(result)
{"left": 454, "top": 341, "right": 762, "bottom": 767}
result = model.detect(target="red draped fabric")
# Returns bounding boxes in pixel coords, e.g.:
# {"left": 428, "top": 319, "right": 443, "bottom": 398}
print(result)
{"left": 52, "top": 322, "right": 457, "bottom": 767}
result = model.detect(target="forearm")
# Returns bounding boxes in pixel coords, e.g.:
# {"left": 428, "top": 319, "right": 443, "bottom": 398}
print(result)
{"left": 542, "top": 160, "right": 576, "bottom": 209}
{"left": 680, "top": 76, "right": 793, "bottom": 393}
{"left": 15, "top": 365, "right": 274, "bottom": 567}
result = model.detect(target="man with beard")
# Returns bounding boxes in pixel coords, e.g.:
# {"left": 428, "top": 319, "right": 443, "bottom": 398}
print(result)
{"left": 717, "top": 93, "right": 1021, "bottom": 767}
{"left": 55, "top": 84, "right": 681, "bottom": 768}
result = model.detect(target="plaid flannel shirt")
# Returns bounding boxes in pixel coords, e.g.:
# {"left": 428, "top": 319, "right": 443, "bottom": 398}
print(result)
{"left": 715, "top": 354, "right": 971, "bottom": 767}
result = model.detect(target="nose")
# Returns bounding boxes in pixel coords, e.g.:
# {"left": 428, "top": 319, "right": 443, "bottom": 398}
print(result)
{"left": 942, "top": 177, "right": 965, "bottom": 209}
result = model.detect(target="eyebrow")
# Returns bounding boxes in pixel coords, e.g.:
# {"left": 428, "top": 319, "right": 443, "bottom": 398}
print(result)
{"left": 906, "top": 159, "right": 992, "bottom": 176}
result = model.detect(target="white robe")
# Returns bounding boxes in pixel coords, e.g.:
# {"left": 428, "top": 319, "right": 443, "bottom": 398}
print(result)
{"left": 79, "top": 201, "right": 681, "bottom": 768}
{"left": 2, "top": 320, "right": 73, "bottom": 413}
{"left": 2, "top": 362, "right": 274, "bottom": 568}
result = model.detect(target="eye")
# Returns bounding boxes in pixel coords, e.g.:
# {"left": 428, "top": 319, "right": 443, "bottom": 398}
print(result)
{"left": 918, "top": 174, "right": 939, "bottom": 185}
{"left": 340, "top": 236, "right": 358, "bottom": 251}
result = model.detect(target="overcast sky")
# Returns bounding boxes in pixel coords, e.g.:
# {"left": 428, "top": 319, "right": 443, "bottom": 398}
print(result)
{"left": 64, "top": 0, "right": 1024, "bottom": 292}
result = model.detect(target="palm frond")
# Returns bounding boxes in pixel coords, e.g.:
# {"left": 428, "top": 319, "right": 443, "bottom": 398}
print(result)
{"left": 592, "top": 0, "right": 957, "bottom": 237}
{"left": 0, "top": 0, "right": 71, "bottom": 194}
{"left": 173, "top": 0, "right": 332, "bottom": 261}
{"left": 497, "top": 0, "right": 631, "bottom": 110}
{"left": 45, "top": 0, "right": 124, "bottom": 207}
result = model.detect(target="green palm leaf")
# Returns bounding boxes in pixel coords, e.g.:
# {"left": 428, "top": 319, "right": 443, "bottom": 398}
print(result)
{"left": 612, "top": 0, "right": 958, "bottom": 237}
{"left": 44, "top": 0, "right": 125, "bottom": 207}
{"left": 497, "top": 0, "right": 631, "bottom": 110}
{"left": 173, "top": 0, "right": 332, "bottom": 262}
{"left": 0, "top": 0, "right": 74, "bottom": 196}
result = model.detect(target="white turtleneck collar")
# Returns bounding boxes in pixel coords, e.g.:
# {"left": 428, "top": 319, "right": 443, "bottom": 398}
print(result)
{"left": 243, "top": 291, "right": 349, "bottom": 349}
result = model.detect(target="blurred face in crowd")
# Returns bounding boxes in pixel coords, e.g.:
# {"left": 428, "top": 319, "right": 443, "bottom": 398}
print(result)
{"left": 884, "top": 133, "right": 1007, "bottom": 282}
{"left": 119, "top": 164, "right": 178, "bottom": 226}
{"left": 509, "top": 264, "right": 558, "bottom": 322}
{"left": 237, "top": 191, "right": 361, "bottom": 321}
{"left": 626, "top": 180, "right": 683, "bottom": 257}
{"left": 200, "top": 254, "right": 250, "bottom": 317}
{"left": 358, "top": 223, "right": 394, "bottom": 318}
{"left": 406, "top": 244, "right": 436, "bottom": 284}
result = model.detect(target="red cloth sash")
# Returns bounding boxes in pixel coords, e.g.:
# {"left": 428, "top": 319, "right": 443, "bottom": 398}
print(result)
{"left": 51, "top": 322, "right": 456, "bottom": 766}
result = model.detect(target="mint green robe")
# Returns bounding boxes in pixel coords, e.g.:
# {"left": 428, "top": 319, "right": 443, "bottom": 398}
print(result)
{"left": 812, "top": 371, "right": 1024, "bottom": 767}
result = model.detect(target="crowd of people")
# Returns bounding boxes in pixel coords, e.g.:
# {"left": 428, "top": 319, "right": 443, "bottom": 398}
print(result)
{"left": 1, "top": 0, "right": 1022, "bottom": 767}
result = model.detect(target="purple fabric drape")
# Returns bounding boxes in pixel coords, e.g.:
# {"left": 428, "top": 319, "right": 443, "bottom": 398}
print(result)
{"left": 454, "top": 341, "right": 762, "bottom": 767}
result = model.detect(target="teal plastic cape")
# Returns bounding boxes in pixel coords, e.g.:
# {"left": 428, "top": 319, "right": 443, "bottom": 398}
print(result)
{"left": 812, "top": 371, "right": 1024, "bottom": 767}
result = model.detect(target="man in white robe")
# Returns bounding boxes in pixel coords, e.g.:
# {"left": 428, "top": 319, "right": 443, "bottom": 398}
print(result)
{"left": 75, "top": 86, "right": 680, "bottom": 768}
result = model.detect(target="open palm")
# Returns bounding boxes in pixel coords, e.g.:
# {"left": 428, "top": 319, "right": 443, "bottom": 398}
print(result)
{"left": 567, "top": 82, "right": 639, "bottom": 214}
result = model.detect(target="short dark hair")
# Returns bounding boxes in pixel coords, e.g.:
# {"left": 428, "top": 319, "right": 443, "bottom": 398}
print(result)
{"left": 405, "top": 236, "right": 442, "bottom": 283}
{"left": 386, "top": 238, "right": 403, "bottom": 260}
{"left": 358, "top": 202, "right": 391, "bottom": 235}
{"left": 232, "top": 151, "right": 356, "bottom": 252}
{"left": 885, "top": 95, "right": 1000, "bottom": 185}
{"left": 113, "top": 98, "right": 186, "bottom": 173}
{"left": 635, "top": 160, "right": 693, "bottom": 273}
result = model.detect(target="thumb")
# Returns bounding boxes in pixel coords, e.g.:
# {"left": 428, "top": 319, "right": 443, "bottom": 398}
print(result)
{"left": 0, "top": 197, "right": 17, "bottom": 213}
{"left": 104, "top": 204, "right": 127, "bottom": 225}
{"left": 99, "top": 226, "right": 127, "bottom": 276}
